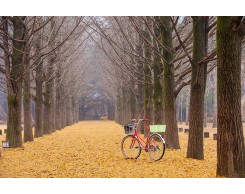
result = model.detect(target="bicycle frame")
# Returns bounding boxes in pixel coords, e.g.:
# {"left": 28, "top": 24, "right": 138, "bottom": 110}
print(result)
{"left": 133, "top": 130, "right": 149, "bottom": 150}
{"left": 130, "top": 119, "right": 150, "bottom": 151}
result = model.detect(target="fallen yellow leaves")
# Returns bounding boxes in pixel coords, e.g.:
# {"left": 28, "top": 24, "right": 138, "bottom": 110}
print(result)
{"left": 0, "top": 121, "right": 217, "bottom": 178}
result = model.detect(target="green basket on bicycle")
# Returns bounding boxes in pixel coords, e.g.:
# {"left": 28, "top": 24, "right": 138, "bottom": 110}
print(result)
{"left": 149, "top": 125, "right": 166, "bottom": 133}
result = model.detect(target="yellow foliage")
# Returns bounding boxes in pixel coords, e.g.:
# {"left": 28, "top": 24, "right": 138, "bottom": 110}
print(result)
{"left": 0, "top": 121, "right": 217, "bottom": 178}
{"left": 100, "top": 116, "right": 108, "bottom": 120}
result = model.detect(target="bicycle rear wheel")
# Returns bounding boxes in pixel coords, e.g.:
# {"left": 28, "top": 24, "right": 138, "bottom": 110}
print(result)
{"left": 121, "top": 135, "right": 141, "bottom": 159}
{"left": 147, "top": 133, "right": 165, "bottom": 161}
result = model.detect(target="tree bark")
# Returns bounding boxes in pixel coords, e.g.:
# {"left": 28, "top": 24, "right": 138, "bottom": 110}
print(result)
{"left": 55, "top": 67, "right": 62, "bottom": 130}
{"left": 204, "top": 99, "right": 208, "bottom": 128}
{"left": 108, "top": 100, "right": 115, "bottom": 120}
{"left": 43, "top": 57, "right": 55, "bottom": 134}
{"left": 212, "top": 68, "right": 217, "bottom": 128}
{"left": 43, "top": 20, "right": 55, "bottom": 134}
{"left": 43, "top": 87, "right": 52, "bottom": 134}
{"left": 135, "top": 36, "right": 144, "bottom": 133}
{"left": 130, "top": 83, "right": 136, "bottom": 120}
{"left": 23, "top": 48, "right": 33, "bottom": 142}
{"left": 185, "top": 102, "right": 189, "bottom": 125}
{"left": 143, "top": 17, "right": 153, "bottom": 136}
{"left": 4, "top": 17, "right": 26, "bottom": 147}
{"left": 34, "top": 36, "right": 44, "bottom": 138}
{"left": 122, "top": 87, "right": 130, "bottom": 124}
{"left": 180, "top": 97, "right": 183, "bottom": 124}
{"left": 187, "top": 17, "right": 208, "bottom": 160}
{"left": 61, "top": 98, "right": 66, "bottom": 128}
{"left": 216, "top": 16, "right": 245, "bottom": 177}
{"left": 160, "top": 16, "right": 180, "bottom": 149}
{"left": 66, "top": 99, "right": 70, "bottom": 125}
{"left": 72, "top": 96, "right": 77, "bottom": 124}
{"left": 153, "top": 27, "right": 163, "bottom": 125}
{"left": 143, "top": 63, "right": 153, "bottom": 133}
{"left": 35, "top": 67, "right": 43, "bottom": 137}
{"left": 115, "top": 94, "right": 121, "bottom": 124}
{"left": 115, "top": 94, "right": 122, "bottom": 124}
{"left": 51, "top": 87, "right": 56, "bottom": 132}
{"left": 66, "top": 97, "right": 72, "bottom": 125}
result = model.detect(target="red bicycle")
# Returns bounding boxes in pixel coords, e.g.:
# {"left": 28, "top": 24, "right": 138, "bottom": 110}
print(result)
{"left": 121, "top": 119, "right": 166, "bottom": 161}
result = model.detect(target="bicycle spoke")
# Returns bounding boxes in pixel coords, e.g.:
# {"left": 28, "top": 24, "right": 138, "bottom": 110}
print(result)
{"left": 121, "top": 135, "right": 141, "bottom": 159}
{"left": 148, "top": 134, "right": 165, "bottom": 161}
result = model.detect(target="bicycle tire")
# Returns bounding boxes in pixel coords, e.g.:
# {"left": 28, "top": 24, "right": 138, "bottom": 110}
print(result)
{"left": 147, "top": 133, "right": 165, "bottom": 161}
{"left": 121, "top": 135, "right": 141, "bottom": 159}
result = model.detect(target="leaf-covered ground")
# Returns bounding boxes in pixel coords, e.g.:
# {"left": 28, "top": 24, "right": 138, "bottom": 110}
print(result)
{"left": 0, "top": 121, "right": 217, "bottom": 178}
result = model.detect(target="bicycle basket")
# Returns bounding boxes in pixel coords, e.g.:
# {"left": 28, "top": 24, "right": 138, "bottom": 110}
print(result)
{"left": 124, "top": 124, "right": 135, "bottom": 134}
{"left": 149, "top": 125, "right": 166, "bottom": 133}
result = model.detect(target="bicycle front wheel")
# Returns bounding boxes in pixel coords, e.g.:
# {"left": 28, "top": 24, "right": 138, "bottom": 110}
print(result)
{"left": 147, "top": 133, "right": 165, "bottom": 161}
{"left": 121, "top": 135, "right": 141, "bottom": 159}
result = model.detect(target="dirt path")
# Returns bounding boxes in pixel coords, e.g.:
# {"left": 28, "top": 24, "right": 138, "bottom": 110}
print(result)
{"left": 0, "top": 121, "right": 217, "bottom": 178}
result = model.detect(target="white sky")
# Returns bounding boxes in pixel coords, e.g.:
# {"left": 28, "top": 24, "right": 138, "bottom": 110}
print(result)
{"left": 2, "top": 0, "right": 245, "bottom": 16}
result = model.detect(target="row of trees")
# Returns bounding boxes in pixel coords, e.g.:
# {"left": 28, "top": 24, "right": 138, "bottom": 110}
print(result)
{"left": 1, "top": 16, "right": 244, "bottom": 178}
{"left": 85, "top": 16, "right": 245, "bottom": 178}
{"left": 0, "top": 17, "right": 89, "bottom": 147}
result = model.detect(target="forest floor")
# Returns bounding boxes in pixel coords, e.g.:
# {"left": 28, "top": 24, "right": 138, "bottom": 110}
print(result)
{"left": 0, "top": 121, "right": 218, "bottom": 178}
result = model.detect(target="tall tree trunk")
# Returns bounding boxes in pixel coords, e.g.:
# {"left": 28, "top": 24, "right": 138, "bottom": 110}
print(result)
{"left": 153, "top": 37, "right": 163, "bottom": 125}
{"left": 122, "top": 87, "right": 130, "bottom": 124}
{"left": 204, "top": 98, "right": 208, "bottom": 128}
{"left": 79, "top": 97, "right": 85, "bottom": 121}
{"left": 144, "top": 17, "right": 153, "bottom": 136}
{"left": 51, "top": 88, "right": 56, "bottom": 132}
{"left": 108, "top": 100, "right": 115, "bottom": 120}
{"left": 143, "top": 64, "right": 152, "bottom": 124}
{"left": 180, "top": 97, "right": 183, "bottom": 124}
{"left": 61, "top": 85, "right": 66, "bottom": 128}
{"left": 212, "top": 68, "right": 217, "bottom": 128}
{"left": 130, "top": 83, "right": 136, "bottom": 120}
{"left": 176, "top": 102, "right": 179, "bottom": 123}
{"left": 160, "top": 16, "right": 180, "bottom": 149}
{"left": 66, "top": 99, "right": 69, "bottom": 125}
{"left": 66, "top": 98, "right": 72, "bottom": 125}
{"left": 23, "top": 49, "right": 33, "bottom": 142}
{"left": 187, "top": 16, "right": 208, "bottom": 160}
{"left": 61, "top": 99, "right": 66, "bottom": 128}
{"left": 55, "top": 69, "right": 62, "bottom": 130}
{"left": 185, "top": 101, "right": 189, "bottom": 125}
{"left": 118, "top": 91, "right": 123, "bottom": 124}
{"left": 4, "top": 17, "right": 26, "bottom": 147}
{"left": 75, "top": 102, "right": 79, "bottom": 123}
{"left": 135, "top": 33, "right": 144, "bottom": 133}
{"left": 43, "top": 62, "right": 54, "bottom": 134}
{"left": 115, "top": 95, "right": 122, "bottom": 124}
{"left": 72, "top": 96, "right": 76, "bottom": 124}
{"left": 43, "top": 63, "right": 53, "bottom": 134}
{"left": 43, "top": 89, "right": 51, "bottom": 134}
{"left": 43, "top": 20, "right": 55, "bottom": 134}
{"left": 35, "top": 65, "right": 43, "bottom": 137}
{"left": 34, "top": 37, "right": 44, "bottom": 138}
{"left": 216, "top": 16, "right": 245, "bottom": 177}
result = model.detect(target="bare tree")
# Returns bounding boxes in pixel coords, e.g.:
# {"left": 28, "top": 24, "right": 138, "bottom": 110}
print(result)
{"left": 216, "top": 16, "right": 245, "bottom": 178}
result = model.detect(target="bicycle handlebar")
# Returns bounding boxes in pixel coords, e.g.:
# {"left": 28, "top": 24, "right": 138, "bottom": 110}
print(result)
{"left": 130, "top": 118, "right": 150, "bottom": 131}
{"left": 131, "top": 118, "right": 150, "bottom": 123}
